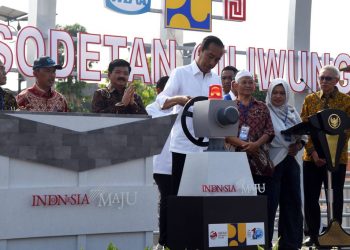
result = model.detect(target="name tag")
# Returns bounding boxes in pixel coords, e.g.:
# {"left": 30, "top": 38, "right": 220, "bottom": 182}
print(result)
{"left": 239, "top": 125, "right": 250, "bottom": 141}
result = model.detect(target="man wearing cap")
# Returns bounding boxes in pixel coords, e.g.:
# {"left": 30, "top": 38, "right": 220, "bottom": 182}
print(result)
{"left": 0, "top": 60, "right": 17, "bottom": 110}
{"left": 16, "top": 56, "right": 68, "bottom": 112}
{"left": 156, "top": 35, "right": 225, "bottom": 196}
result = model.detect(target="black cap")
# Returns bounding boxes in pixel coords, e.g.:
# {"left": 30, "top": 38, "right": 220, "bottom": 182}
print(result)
{"left": 33, "top": 56, "right": 62, "bottom": 70}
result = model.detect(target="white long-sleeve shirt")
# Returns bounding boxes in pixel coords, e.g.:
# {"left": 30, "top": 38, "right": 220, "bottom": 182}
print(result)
{"left": 146, "top": 102, "right": 172, "bottom": 175}
{"left": 156, "top": 61, "right": 221, "bottom": 154}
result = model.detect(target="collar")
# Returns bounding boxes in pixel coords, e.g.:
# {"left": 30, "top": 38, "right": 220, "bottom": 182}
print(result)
{"left": 107, "top": 84, "right": 125, "bottom": 94}
{"left": 236, "top": 97, "right": 258, "bottom": 105}
{"left": 107, "top": 84, "right": 115, "bottom": 93}
{"left": 32, "top": 83, "right": 54, "bottom": 98}
{"left": 319, "top": 86, "right": 339, "bottom": 99}
{"left": 191, "top": 60, "right": 212, "bottom": 77}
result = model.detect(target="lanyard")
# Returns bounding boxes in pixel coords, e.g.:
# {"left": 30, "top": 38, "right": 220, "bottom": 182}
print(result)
{"left": 281, "top": 108, "right": 288, "bottom": 126}
{"left": 272, "top": 107, "right": 289, "bottom": 127}
{"left": 239, "top": 101, "right": 253, "bottom": 124}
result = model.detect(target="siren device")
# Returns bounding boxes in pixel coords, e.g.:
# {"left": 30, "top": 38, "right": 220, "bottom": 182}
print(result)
{"left": 181, "top": 84, "right": 239, "bottom": 151}
{"left": 178, "top": 84, "right": 256, "bottom": 196}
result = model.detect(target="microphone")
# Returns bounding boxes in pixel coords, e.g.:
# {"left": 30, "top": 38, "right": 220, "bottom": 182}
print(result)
{"left": 300, "top": 78, "right": 328, "bottom": 109}
{"left": 339, "top": 65, "right": 350, "bottom": 72}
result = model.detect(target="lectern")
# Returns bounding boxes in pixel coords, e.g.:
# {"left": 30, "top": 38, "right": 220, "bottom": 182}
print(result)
{"left": 0, "top": 111, "right": 175, "bottom": 250}
{"left": 282, "top": 108, "right": 350, "bottom": 248}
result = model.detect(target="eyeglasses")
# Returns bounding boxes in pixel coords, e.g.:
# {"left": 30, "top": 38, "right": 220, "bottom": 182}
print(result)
{"left": 319, "top": 76, "right": 334, "bottom": 81}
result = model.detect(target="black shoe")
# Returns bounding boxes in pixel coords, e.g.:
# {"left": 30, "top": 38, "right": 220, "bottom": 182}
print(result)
{"left": 302, "top": 236, "right": 319, "bottom": 247}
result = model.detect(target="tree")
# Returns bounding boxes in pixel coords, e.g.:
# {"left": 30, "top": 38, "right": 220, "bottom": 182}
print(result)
{"left": 133, "top": 79, "right": 156, "bottom": 107}
{"left": 55, "top": 23, "right": 91, "bottom": 112}
{"left": 252, "top": 74, "right": 267, "bottom": 102}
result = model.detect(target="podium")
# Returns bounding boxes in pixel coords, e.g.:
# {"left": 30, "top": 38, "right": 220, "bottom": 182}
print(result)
{"left": 167, "top": 152, "right": 268, "bottom": 250}
{"left": 167, "top": 196, "right": 267, "bottom": 250}
{"left": 282, "top": 108, "right": 350, "bottom": 247}
{"left": 0, "top": 111, "right": 175, "bottom": 250}
{"left": 167, "top": 97, "right": 268, "bottom": 250}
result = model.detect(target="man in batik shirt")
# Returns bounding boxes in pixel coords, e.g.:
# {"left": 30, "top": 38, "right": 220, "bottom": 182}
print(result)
{"left": 301, "top": 65, "right": 350, "bottom": 247}
{"left": 91, "top": 59, "right": 147, "bottom": 114}
{"left": 16, "top": 56, "right": 68, "bottom": 112}
{"left": 0, "top": 60, "right": 17, "bottom": 110}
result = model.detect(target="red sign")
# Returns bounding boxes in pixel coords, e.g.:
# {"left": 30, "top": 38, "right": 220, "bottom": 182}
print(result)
{"left": 202, "top": 184, "right": 236, "bottom": 193}
{"left": 224, "top": 0, "right": 246, "bottom": 21}
{"left": 32, "top": 193, "right": 90, "bottom": 207}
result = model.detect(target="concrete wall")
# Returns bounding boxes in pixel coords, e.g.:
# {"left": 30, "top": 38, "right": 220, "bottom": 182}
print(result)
{"left": 0, "top": 112, "right": 175, "bottom": 250}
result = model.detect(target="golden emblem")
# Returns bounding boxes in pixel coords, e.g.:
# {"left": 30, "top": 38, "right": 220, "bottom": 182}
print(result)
{"left": 328, "top": 114, "right": 341, "bottom": 129}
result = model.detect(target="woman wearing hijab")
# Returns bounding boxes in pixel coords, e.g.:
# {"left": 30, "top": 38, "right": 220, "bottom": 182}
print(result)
{"left": 266, "top": 78, "right": 305, "bottom": 250}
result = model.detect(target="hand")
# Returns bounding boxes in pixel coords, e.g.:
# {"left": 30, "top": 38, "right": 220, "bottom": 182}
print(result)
{"left": 121, "top": 84, "right": 135, "bottom": 106}
{"left": 177, "top": 96, "right": 191, "bottom": 106}
{"left": 311, "top": 151, "right": 327, "bottom": 167}
{"left": 288, "top": 143, "right": 300, "bottom": 157}
{"left": 20, "top": 104, "right": 33, "bottom": 111}
{"left": 241, "top": 141, "right": 260, "bottom": 155}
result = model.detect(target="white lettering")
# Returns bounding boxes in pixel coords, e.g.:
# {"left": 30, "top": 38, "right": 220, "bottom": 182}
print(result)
{"left": 2, "top": 25, "right": 350, "bottom": 93}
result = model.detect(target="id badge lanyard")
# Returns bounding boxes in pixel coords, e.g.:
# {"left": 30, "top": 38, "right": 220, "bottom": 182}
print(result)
{"left": 238, "top": 101, "right": 252, "bottom": 141}
{"left": 275, "top": 107, "right": 292, "bottom": 142}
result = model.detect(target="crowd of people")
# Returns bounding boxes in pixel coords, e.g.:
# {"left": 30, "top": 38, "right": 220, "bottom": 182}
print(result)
{"left": 0, "top": 35, "right": 349, "bottom": 250}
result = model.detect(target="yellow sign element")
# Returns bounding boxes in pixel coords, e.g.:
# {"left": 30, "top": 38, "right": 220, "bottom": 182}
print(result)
{"left": 165, "top": 0, "right": 212, "bottom": 32}
{"left": 228, "top": 223, "right": 246, "bottom": 246}
{"left": 326, "top": 134, "right": 339, "bottom": 168}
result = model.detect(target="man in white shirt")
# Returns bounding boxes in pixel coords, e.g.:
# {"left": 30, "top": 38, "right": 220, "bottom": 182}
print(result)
{"left": 156, "top": 35, "right": 225, "bottom": 195}
{"left": 146, "top": 76, "right": 172, "bottom": 250}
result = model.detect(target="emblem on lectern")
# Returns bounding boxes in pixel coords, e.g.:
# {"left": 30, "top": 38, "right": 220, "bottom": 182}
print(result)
{"left": 328, "top": 114, "right": 341, "bottom": 129}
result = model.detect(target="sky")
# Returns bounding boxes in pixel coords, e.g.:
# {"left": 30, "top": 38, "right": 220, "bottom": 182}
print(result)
{"left": 1, "top": 0, "right": 350, "bottom": 91}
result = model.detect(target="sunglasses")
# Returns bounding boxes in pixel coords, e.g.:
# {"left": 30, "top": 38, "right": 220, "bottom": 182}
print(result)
{"left": 319, "top": 76, "right": 334, "bottom": 81}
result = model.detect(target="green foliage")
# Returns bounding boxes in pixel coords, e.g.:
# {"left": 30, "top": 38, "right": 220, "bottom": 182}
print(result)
{"left": 56, "top": 23, "right": 87, "bottom": 36}
{"left": 107, "top": 242, "right": 119, "bottom": 250}
{"left": 56, "top": 23, "right": 88, "bottom": 68}
{"left": 252, "top": 88, "right": 267, "bottom": 102}
{"left": 252, "top": 74, "right": 267, "bottom": 102}
{"left": 55, "top": 23, "right": 92, "bottom": 112}
{"left": 99, "top": 83, "right": 107, "bottom": 89}
{"left": 55, "top": 80, "right": 91, "bottom": 112}
{"left": 257, "top": 237, "right": 279, "bottom": 250}
{"left": 272, "top": 237, "right": 280, "bottom": 250}
{"left": 132, "top": 79, "right": 157, "bottom": 107}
